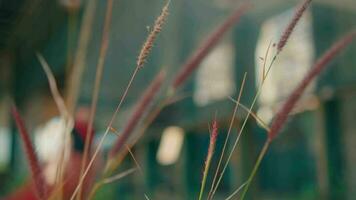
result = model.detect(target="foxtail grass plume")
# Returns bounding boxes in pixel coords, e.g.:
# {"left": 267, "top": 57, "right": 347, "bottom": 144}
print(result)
{"left": 199, "top": 119, "right": 218, "bottom": 200}
{"left": 137, "top": 1, "right": 170, "bottom": 69}
{"left": 269, "top": 30, "right": 356, "bottom": 140}
{"left": 277, "top": 0, "right": 312, "bottom": 53}
{"left": 109, "top": 70, "right": 166, "bottom": 158}
{"left": 11, "top": 105, "right": 48, "bottom": 199}
{"left": 208, "top": 120, "right": 218, "bottom": 156}
{"left": 172, "top": 3, "right": 250, "bottom": 89}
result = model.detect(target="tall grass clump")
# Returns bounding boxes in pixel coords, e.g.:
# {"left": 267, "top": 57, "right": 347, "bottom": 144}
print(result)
{"left": 207, "top": 1, "right": 314, "bottom": 198}
{"left": 8, "top": 0, "right": 356, "bottom": 199}
{"left": 240, "top": 30, "right": 356, "bottom": 199}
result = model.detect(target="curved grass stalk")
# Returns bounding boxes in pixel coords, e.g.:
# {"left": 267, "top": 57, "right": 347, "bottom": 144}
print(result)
{"left": 228, "top": 97, "right": 270, "bottom": 132}
{"left": 37, "top": 53, "right": 74, "bottom": 199}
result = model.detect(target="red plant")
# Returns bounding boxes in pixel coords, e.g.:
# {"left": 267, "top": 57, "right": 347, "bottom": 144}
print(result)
{"left": 11, "top": 105, "right": 48, "bottom": 199}
{"left": 172, "top": 3, "right": 251, "bottom": 90}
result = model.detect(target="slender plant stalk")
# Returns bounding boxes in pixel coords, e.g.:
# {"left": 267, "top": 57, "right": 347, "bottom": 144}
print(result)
{"left": 240, "top": 139, "right": 270, "bottom": 199}
{"left": 64, "top": 0, "right": 97, "bottom": 197}
{"left": 126, "top": 145, "right": 144, "bottom": 175}
{"left": 225, "top": 181, "right": 248, "bottom": 200}
{"left": 70, "top": 66, "right": 139, "bottom": 200}
{"left": 105, "top": 0, "right": 170, "bottom": 163}
{"left": 209, "top": 63, "right": 267, "bottom": 200}
{"left": 108, "top": 70, "right": 166, "bottom": 164}
{"left": 228, "top": 98, "right": 270, "bottom": 132}
{"left": 66, "top": 0, "right": 97, "bottom": 115}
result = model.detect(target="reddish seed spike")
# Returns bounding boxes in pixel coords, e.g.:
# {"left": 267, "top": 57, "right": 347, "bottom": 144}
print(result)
{"left": 277, "top": 0, "right": 312, "bottom": 53}
{"left": 109, "top": 71, "right": 166, "bottom": 158}
{"left": 11, "top": 105, "right": 48, "bottom": 199}
{"left": 199, "top": 119, "right": 219, "bottom": 200}
{"left": 172, "top": 3, "right": 251, "bottom": 90}
{"left": 137, "top": 1, "right": 169, "bottom": 69}
{"left": 208, "top": 120, "right": 218, "bottom": 156}
{"left": 269, "top": 30, "right": 356, "bottom": 141}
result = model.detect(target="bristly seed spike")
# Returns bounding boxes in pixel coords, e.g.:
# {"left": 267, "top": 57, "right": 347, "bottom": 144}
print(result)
{"left": 277, "top": 0, "right": 312, "bottom": 53}
{"left": 136, "top": 0, "right": 170, "bottom": 69}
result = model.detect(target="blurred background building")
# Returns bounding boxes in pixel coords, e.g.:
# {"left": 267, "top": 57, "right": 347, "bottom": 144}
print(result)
{"left": 0, "top": 0, "right": 355, "bottom": 199}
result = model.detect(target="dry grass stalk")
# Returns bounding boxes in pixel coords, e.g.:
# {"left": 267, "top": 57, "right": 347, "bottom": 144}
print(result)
{"left": 172, "top": 3, "right": 250, "bottom": 89}
{"left": 66, "top": 0, "right": 97, "bottom": 115}
{"left": 137, "top": 0, "right": 170, "bottom": 69}
{"left": 11, "top": 105, "right": 48, "bottom": 199}
{"left": 109, "top": 70, "right": 166, "bottom": 158}
{"left": 126, "top": 145, "right": 144, "bottom": 175}
{"left": 37, "top": 53, "right": 71, "bottom": 120}
{"left": 228, "top": 97, "right": 270, "bottom": 132}
{"left": 199, "top": 119, "right": 219, "bottom": 200}
{"left": 225, "top": 181, "right": 248, "bottom": 200}
{"left": 37, "top": 53, "right": 75, "bottom": 199}
{"left": 277, "top": 0, "right": 312, "bottom": 53}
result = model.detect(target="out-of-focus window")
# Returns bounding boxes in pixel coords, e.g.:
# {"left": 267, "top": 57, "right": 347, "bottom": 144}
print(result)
{"left": 0, "top": 127, "right": 11, "bottom": 171}
{"left": 0, "top": 97, "right": 11, "bottom": 171}
{"left": 194, "top": 41, "right": 236, "bottom": 106}
{"left": 255, "top": 9, "right": 315, "bottom": 124}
